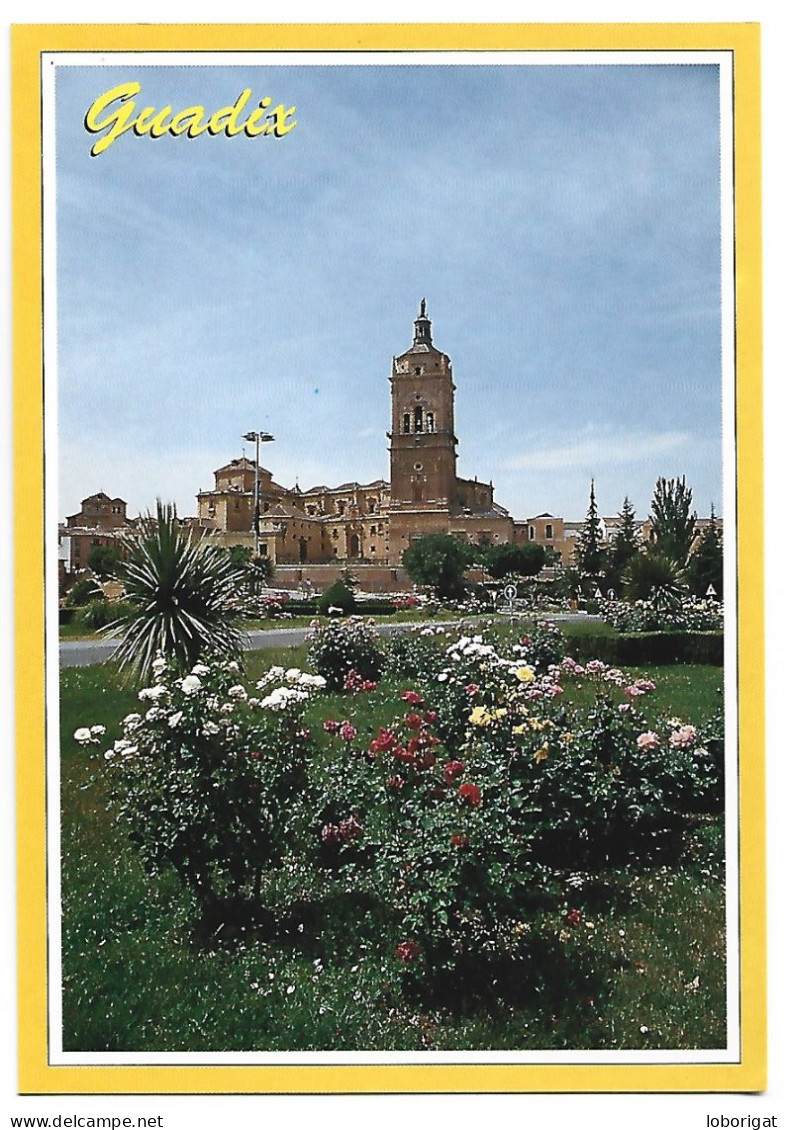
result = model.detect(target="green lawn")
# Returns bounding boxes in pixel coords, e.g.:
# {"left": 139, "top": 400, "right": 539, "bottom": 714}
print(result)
{"left": 59, "top": 634, "right": 726, "bottom": 1053}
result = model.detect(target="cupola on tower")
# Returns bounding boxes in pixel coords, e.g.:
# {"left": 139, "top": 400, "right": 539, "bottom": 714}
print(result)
{"left": 388, "top": 299, "right": 458, "bottom": 509}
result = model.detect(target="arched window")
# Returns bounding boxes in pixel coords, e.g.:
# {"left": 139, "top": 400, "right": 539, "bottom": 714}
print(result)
{"left": 403, "top": 413, "right": 411, "bottom": 434}
{"left": 426, "top": 412, "right": 434, "bottom": 433}
{"left": 414, "top": 406, "right": 423, "bottom": 433}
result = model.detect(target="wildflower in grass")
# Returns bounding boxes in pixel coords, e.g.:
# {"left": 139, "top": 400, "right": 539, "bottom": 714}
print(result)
{"left": 444, "top": 760, "right": 464, "bottom": 784}
{"left": 670, "top": 724, "right": 697, "bottom": 749}
{"left": 637, "top": 731, "right": 660, "bottom": 751}
{"left": 458, "top": 782, "right": 481, "bottom": 807}
{"left": 565, "top": 908, "right": 582, "bottom": 926}
{"left": 395, "top": 940, "right": 420, "bottom": 963}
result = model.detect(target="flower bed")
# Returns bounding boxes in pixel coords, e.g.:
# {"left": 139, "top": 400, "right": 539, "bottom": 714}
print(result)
{"left": 70, "top": 621, "right": 724, "bottom": 1040}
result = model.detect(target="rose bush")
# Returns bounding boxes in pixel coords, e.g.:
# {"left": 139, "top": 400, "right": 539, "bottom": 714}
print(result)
{"left": 75, "top": 655, "right": 325, "bottom": 924}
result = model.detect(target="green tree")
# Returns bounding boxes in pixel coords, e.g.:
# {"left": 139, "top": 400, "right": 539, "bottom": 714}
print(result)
{"left": 113, "top": 502, "right": 246, "bottom": 680}
{"left": 686, "top": 506, "right": 723, "bottom": 598}
{"left": 227, "top": 545, "right": 253, "bottom": 569}
{"left": 574, "top": 479, "right": 606, "bottom": 580}
{"left": 650, "top": 475, "right": 697, "bottom": 566}
{"left": 86, "top": 543, "right": 122, "bottom": 579}
{"left": 402, "top": 532, "right": 475, "bottom": 600}
{"left": 483, "top": 541, "right": 545, "bottom": 579}
{"left": 607, "top": 496, "right": 641, "bottom": 591}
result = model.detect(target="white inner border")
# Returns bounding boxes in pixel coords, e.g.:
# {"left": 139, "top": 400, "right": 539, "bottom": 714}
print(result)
{"left": 43, "top": 48, "right": 739, "bottom": 1068}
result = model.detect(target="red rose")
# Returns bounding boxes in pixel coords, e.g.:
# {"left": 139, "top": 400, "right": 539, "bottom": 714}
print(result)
{"left": 465, "top": 683, "right": 480, "bottom": 696}
{"left": 401, "top": 690, "right": 424, "bottom": 705}
{"left": 387, "top": 775, "right": 406, "bottom": 789}
{"left": 370, "top": 727, "right": 397, "bottom": 754}
{"left": 423, "top": 710, "right": 437, "bottom": 724}
{"left": 565, "top": 908, "right": 582, "bottom": 927}
{"left": 321, "top": 823, "right": 341, "bottom": 844}
{"left": 323, "top": 719, "right": 340, "bottom": 734}
{"left": 249, "top": 751, "right": 261, "bottom": 760}
{"left": 444, "top": 759, "right": 464, "bottom": 784}
{"left": 395, "top": 940, "right": 420, "bottom": 963}
{"left": 458, "top": 782, "right": 481, "bottom": 807}
{"left": 405, "top": 712, "right": 422, "bottom": 730}
{"left": 393, "top": 745, "right": 415, "bottom": 764}
{"left": 451, "top": 834, "right": 469, "bottom": 848}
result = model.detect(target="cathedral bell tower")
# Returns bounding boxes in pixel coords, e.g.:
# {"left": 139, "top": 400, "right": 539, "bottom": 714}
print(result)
{"left": 388, "top": 300, "right": 458, "bottom": 508}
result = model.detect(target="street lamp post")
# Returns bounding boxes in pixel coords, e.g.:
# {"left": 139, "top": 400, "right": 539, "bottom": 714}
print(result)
{"left": 242, "top": 430, "right": 275, "bottom": 557}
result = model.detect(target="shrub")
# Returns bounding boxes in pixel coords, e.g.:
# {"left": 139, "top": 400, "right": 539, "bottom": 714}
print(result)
{"left": 567, "top": 631, "right": 723, "bottom": 667}
{"left": 81, "top": 598, "right": 133, "bottom": 632}
{"left": 65, "top": 576, "right": 102, "bottom": 607}
{"left": 384, "top": 626, "right": 453, "bottom": 679}
{"left": 76, "top": 656, "right": 325, "bottom": 924}
{"left": 318, "top": 580, "right": 356, "bottom": 616}
{"left": 307, "top": 617, "right": 385, "bottom": 691}
{"left": 516, "top": 620, "right": 567, "bottom": 672}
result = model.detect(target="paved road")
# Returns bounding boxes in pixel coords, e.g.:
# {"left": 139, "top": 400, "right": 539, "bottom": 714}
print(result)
{"left": 59, "top": 613, "right": 598, "bottom": 668}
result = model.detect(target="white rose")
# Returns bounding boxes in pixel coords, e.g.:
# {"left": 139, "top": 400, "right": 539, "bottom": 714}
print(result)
{"left": 180, "top": 675, "right": 201, "bottom": 695}
{"left": 168, "top": 711, "right": 183, "bottom": 728}
{"left": 73, "top": 727, "right": 93, "bottom": 744}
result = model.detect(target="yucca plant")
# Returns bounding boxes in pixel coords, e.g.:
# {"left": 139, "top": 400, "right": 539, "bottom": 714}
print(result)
{"left": 622, "top": 550, "right": 686, "bottom": 605}
{"left": 112, "top": 502, "right": 246, "bottom": 680}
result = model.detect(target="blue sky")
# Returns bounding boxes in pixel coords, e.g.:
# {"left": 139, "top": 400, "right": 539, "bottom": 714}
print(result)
{"left": 55, "top": 59, "right": 723, "bottom": 523}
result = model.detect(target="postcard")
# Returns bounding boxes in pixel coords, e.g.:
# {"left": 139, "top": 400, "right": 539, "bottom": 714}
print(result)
{"left": 11, "top": 22, "right": 764, "bottom": 1095}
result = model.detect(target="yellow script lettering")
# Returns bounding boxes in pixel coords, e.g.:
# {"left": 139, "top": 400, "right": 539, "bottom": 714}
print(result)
{"left": 84, "top": 82, "right": 142, "bottom": 157}
{"left": 207, "top": 89, "right": 252, "bottom": 137}
{"left": 84, "top": 83, "right": 298, "bottom": 154}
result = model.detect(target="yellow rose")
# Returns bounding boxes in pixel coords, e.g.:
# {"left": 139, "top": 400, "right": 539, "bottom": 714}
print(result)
{"left": 533, "top": 743, "right": 549, "bottom": 763}
{"left": 516, "top": 666, "right": 536, "bottom": 683}
{"left": 469, "top": 706, "right": 490, "bottom": 726}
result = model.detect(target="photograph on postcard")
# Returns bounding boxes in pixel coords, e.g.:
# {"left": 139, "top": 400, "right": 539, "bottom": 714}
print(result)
{"left": 12, "top": 25, "right": 763, "bottom": 1091}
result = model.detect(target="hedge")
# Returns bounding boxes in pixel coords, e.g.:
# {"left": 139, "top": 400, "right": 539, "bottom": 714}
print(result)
{"left": 566, "top": 630, "right": 723, "bottom": 667}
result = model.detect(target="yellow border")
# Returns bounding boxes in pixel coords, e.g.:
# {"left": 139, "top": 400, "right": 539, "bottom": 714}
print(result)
{"left": 12, "top": 22, "right": 764, "bottom": 1094}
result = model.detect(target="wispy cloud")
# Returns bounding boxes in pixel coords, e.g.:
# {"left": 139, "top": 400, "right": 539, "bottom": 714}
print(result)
{"left": 504, "top": 430, "right": 692, "bottom": 472}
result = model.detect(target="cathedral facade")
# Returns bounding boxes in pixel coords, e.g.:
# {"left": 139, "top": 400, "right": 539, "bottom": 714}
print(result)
{"left": 195, "top": 303, "right": 522, "bottom": 566}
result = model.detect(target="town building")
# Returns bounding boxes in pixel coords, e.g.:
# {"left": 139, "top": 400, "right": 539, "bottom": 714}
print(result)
{"left": 195, "top": 302, "right": 550, "bottom": 578}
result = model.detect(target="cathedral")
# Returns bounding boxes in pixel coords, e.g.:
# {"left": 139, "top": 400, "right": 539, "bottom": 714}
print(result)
{"left": 195, "top": 303, "right": 526, "bottom": 568}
